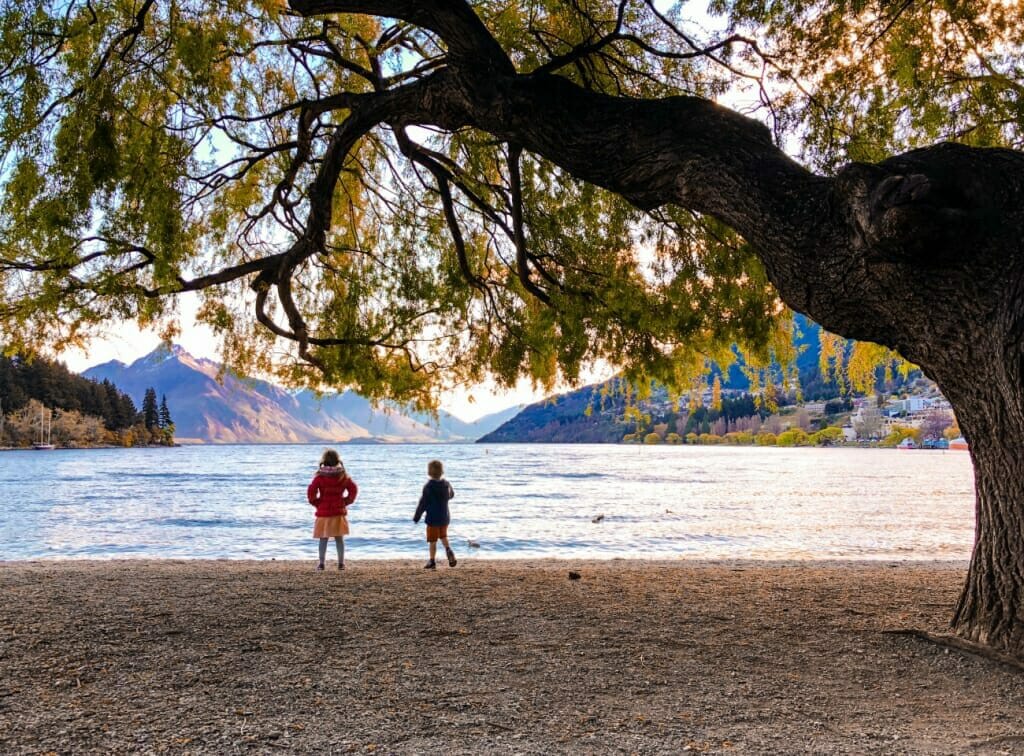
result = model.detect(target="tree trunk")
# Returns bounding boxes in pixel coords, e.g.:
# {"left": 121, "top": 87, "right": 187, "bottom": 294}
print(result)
{"left": 952, "top": 418, "right": 1024, "bottom": 656}
{"left": 942, "top": 354, "right": 1024, "bottom": 656}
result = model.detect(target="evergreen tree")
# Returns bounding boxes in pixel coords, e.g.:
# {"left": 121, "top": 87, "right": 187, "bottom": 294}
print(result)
{"left": 157, "top": 394, "right": 175, "bottom": 446}
{"left": 102, "top": 379, "right": 135, "bottom": 430}
{"left": 158, "top": 395, "right": 172, "bottom": 429}
{"left": 0, "top": 353, "right": 137, "bottom": 430}
{"left": 120, "top": 394, "right": 140, "bottom": 428}
{"left": 142, "top": 387, "right": 159, "bottom": 430}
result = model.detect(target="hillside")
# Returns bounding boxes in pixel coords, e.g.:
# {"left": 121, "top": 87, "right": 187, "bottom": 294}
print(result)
{"left": 479, "top": 378, "right": 705, "bottom": 443}
{"left": 479, "top": 316, "right": 909, "bottom": 444}
{"left": 0, "top": 353, "right": 138, "bottom": 430}
{"left": 478, "top": 382, "right": 635, "bottom": 443}
{"left": 0, "top": 352, "right": 144, "bottom": 448}
{"left": 83, "top": 346, "right": 517, "bottom": 444}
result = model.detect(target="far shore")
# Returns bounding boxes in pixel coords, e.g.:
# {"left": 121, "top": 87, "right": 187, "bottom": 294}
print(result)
{"left": 0, "top": 443, "right": 180, "bottom": 452}
{"left": 2, "top": 559, "right": 1020, "bottom": 753}
{"left": 0, "top": 440, "right": 972, "bottom": 450}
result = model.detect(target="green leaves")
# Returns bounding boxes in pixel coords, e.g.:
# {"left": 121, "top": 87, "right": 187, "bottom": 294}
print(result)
{"left": 1, "top": 0, "right": 1011, "bottom": 407}
{"left": 714, "top": 0, "right": 1024, "bottom": 169}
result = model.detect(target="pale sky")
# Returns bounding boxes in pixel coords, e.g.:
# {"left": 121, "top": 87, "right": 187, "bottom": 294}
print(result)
{"left": 57, "top": 293, "right": 571, "bottom": 421}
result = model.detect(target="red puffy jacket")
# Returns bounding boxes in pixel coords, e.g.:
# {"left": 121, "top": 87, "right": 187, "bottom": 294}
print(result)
{"left": 307, "top": 469, "right": 358, "bottom": 518}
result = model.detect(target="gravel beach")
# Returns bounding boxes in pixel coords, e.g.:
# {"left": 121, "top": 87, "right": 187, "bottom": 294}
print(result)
{"left": 2, "top": 559, "right": 1023, "bottom": 754}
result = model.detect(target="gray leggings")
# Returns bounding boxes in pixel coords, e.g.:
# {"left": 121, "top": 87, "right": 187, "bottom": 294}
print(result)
{"left": 318, "top": 537, "right": 344, "bottom": 564}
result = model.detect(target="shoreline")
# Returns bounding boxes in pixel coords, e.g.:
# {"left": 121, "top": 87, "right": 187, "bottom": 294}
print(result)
{"left": 0, "top": 556, "right": 974, "bottom": 566}
{"left": 0, "top": 440, "right": 972, "bottom": 449}
{"left": 0, "top": 443, "right": 179, "bottom": 452}
{"left": 2, "top": 559, "right": 1019, "bottom": 754}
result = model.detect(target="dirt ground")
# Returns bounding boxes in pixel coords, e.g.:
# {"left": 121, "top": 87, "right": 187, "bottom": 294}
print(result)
{"left": 1, "top": 559, "right": 1023, "bottom": 754}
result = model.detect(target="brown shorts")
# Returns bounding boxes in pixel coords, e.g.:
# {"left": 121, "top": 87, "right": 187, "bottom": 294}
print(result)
{"left": 425, "top": 525, "right": 448, "bottom": 543}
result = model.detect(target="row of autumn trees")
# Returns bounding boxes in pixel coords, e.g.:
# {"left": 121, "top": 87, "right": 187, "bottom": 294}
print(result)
{"left": 621, "top": 375, "right": 959, "bottom": 447}
{"left": 0, "top": 354, "right": 174, "bottom": 447}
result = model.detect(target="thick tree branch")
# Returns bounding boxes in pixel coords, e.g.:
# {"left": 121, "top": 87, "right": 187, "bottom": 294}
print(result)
{"left": 142, "top": 254, "right": 289, "bottom": 297}
{"left": 289, "top": 0, "right": 514, "bottom": 73}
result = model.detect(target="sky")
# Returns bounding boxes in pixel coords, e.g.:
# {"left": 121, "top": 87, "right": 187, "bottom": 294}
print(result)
{"left": 56, "top": 292, "right": 575, "bottom": 421}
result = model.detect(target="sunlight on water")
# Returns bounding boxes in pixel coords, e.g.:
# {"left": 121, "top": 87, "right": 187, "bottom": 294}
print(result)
{"left": 0, "top": 444, "right": 975, "bottom": 560}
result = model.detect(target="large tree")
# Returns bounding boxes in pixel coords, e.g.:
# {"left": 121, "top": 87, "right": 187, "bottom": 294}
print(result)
{"left": 1, "top": 1, "right": 1022, "bottom": 656}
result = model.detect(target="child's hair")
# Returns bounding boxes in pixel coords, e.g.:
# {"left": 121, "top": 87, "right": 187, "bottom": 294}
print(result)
{"left": 321, "top": 448, "right": 341, "bottom": 468}
{"left": 427, "top": 459, "right": 444, "bottom": 479}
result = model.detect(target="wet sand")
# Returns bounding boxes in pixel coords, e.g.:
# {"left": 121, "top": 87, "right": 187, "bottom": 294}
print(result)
{"left": 1, "top": 559, "right": 1022, "bottom": 754}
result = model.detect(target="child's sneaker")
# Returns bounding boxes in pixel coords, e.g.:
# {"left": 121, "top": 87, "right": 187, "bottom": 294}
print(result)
{"left": 423, "top": 560, "right": 436, "bottom": 570}
{"left": 316, "top": 563, "right": 325, "bottom": 571}
{"left": 337, "top": 562, "right": 345, "bottom": 571}
{"left": 446, "top": 548, "right": 457, "bottom": 567}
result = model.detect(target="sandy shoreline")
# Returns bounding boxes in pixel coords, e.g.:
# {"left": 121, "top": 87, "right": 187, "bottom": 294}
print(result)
{"left": 2, "top": 559, "right": 1022, "bottom": 754}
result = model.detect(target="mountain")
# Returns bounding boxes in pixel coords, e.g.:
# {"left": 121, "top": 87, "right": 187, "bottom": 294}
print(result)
{"left": 83, "top": 345, "right": 517, "bottom": 444}
{"left": 713, "top": 314, "right": 828, "bottom": 393}
{"left": 477, "top": 380, "right": 648, "bottom": 443}
{"left": 479, "top": 316, "right": 883, "bottom": 443}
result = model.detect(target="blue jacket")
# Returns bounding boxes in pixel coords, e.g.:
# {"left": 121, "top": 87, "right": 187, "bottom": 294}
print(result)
{"left": 414, "top": 478, "right": 454, "bottom": 526}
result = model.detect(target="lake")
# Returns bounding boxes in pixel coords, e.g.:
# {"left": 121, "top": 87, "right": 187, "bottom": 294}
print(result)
{"left": 0, "top": 444, "right": 976, "bottom": 561}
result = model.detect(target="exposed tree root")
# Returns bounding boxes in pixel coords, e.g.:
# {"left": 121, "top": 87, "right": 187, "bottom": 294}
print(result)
{"left": 883, "top": 628, "right": 1024, "bottom": 672}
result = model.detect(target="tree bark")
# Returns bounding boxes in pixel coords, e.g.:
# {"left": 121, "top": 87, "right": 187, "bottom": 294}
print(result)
{"left": 937, "top": 280, "right": 1024, "bottom": 656}
{"left": 292, "top": 0, "right": 1024, "bottom": 658}
{"left": 950, "top": 389, "right": 1024, "bottom": 656}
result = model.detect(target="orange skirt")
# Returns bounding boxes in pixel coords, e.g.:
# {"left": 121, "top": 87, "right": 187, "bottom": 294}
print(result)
{"left": 313, "top": 515, "right": 349, "bottom": 538}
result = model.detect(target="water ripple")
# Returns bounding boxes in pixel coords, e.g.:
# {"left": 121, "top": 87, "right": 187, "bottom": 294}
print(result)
{"left": 0, "top": 444, "right": 976, "bottom": 561}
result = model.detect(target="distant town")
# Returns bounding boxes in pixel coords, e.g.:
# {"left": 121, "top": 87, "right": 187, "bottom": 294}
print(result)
{"left": 478, "top": 313, "right": 966, "bottom": 448}
{"left": 611, "top": 378, "right": 965, "bottom": 449}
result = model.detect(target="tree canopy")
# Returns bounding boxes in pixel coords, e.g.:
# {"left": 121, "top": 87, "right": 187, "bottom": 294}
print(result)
{"left": 3, "top": 0, "right": 1018, "bottom": 408}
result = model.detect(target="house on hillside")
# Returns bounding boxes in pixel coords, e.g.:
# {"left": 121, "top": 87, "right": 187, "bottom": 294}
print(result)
{"left": 886, "top": 396, "right": 931, "bottom": 416}
{"left": 803, "top": 401, "right": 827, "bottom": 415}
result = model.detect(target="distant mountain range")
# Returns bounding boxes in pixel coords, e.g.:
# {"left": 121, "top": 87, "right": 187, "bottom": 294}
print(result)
{"left": 83, "top": 345, "right": 520, "bottom": 444}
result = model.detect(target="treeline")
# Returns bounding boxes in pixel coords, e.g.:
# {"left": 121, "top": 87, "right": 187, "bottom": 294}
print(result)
{"left": 676, "top": 395, "right": 852, "bottom": 437}
{"left": 0, "top": 354, "right": 137, "bottom": 429}
{"left": 623, "top": 392, "right": 859, "bottom": 446}
{"left": 0, "top": 354, "right": 174, "bottom": 448}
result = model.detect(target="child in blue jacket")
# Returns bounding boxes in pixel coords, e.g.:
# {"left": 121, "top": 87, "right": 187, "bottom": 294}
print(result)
{"left": 413, "top": 459, "right": 456, "bottom": 569}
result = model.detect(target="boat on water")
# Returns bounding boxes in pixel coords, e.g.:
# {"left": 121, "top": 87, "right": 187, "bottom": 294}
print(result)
{"left": 948, "top": 436, "right": 969, "bottom": 451}
{"left": 32, "top": 407, "right": 55, "bottom": 450}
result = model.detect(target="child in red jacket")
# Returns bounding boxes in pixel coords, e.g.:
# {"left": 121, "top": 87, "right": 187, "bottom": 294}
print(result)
{"left": 307, "top": 449, "right": 358, "bottom": 570}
